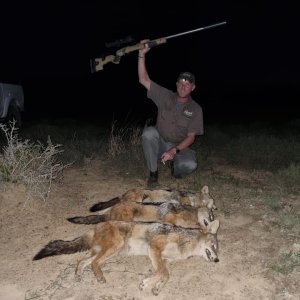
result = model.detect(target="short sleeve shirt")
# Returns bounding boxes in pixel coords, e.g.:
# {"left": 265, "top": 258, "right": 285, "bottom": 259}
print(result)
{"left": 147, "top": 81, "right": 204, "bottom": 143}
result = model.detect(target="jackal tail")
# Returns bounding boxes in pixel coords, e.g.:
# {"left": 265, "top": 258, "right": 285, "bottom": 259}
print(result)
{"left": 67, "top": 214, "right": 108, "bottom": 224}
{"left": 89, "top": 196, "right": 120, "bottom": 212}
{"left": 33, "top": 235, "right": 91, "bottom": 260}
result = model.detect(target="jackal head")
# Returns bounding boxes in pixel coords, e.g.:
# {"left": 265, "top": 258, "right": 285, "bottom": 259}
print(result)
{"left": 179, "top": 186, "right": 216, "bottom": 210}
{"left": 199, "top": 219, "right": 220, "bottom": 263}
{"left": 196, "top": 185, "right": 217, "bottom": 210}
{"left": 197, "top": 207, "right": 214, "bottom": 230}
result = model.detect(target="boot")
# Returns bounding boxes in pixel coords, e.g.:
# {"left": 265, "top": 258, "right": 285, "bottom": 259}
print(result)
{"left": 147, "top": 171, "right": 159, "bottom": 188}
{"left": 170, "top": 161, "right": 182, "bottom": 179}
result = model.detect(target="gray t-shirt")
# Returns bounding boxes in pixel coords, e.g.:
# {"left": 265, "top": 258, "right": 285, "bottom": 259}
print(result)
{"left": 147, "top": 81, "right": 204, "bottom": 143}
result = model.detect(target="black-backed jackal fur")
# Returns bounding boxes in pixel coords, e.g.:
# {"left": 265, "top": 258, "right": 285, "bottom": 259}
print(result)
{"left": 67, "top": 185, "right": 216, "bottom": 229}
{"left": 33, "top": 219, "right": 220, "bottom": 295}
{"left": 89, "top": 185, "right": 216, "bottom": 212}
{"left": 68, "top": 200, "right": 214, "bottom": 229}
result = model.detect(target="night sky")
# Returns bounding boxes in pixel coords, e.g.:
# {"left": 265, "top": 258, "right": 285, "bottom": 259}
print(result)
{"left": 1, "top": 1, "right": 299, "bottom": 124}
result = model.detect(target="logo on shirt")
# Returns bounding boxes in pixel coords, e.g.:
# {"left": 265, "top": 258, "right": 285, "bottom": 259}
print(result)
{"left": 183, "top": 109, "right": 193, "bottom": 118}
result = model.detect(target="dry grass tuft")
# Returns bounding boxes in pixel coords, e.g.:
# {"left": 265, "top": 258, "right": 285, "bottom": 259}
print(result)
{"left": 107, "top": 121, "right": 143, "bottom": 158}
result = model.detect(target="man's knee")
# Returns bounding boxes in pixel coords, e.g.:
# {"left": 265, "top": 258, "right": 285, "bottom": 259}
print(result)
{"left": 177, "top": 159, "right": 197, "bottom": 174}
{"left": 187, "top": 160, "right": 197, "bottom": 173}
{"left": 142, "top": 126, "right": 158, "bottom": 141}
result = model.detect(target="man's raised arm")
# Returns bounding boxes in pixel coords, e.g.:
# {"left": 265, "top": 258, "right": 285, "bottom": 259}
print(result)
{"left": 138, "top": 40, "right": 151, "bottom": 90}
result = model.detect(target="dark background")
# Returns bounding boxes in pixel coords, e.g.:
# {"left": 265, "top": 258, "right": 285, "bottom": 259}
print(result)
{"left": 1, "top": 1, "right": 299, "bottom": 125}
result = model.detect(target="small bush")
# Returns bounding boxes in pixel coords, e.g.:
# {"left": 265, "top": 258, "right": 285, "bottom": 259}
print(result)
{"left": 0, "top": 122, "right": 70, "bottom": 200}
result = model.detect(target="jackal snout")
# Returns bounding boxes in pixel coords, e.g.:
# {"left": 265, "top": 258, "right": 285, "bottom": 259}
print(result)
{"left": 205, "top": 248, "right": 219, "bottom": 262}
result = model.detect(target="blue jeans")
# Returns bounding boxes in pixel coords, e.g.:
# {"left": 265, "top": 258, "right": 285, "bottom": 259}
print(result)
{"left": 142, "top": 126, "right": 197, "bottom": 176}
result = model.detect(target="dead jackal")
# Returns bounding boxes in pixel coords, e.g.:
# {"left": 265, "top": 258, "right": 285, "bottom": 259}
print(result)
{"left": 67, "top": 185, "right": 216, "bottom": 229}
{"left": 68, "top": 200, "right": 214, "bottom": 229}
{"left": 33, "top": 219, "right": 220, "bottom": 295}
{"left": 89, "top": 185, "right": 216, "bottom": 212}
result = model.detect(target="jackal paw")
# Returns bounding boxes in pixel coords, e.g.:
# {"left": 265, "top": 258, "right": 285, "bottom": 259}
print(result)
{"left": 74, "top": 274, "right": 82, "bottom": 282}
{"left": 151, "top": 279, "right": 166, "bottom": 296}
{"left": 96, "top": 276, "right": 106, "bottom": 284}
{"left": 139, "top": 277, "right": 151, "bottom": 291}
{"left": 152, "top": 287, "right": 160, "bottom": 296}
{"left": 139, "top": 281, "right": 146, "bottom": 291}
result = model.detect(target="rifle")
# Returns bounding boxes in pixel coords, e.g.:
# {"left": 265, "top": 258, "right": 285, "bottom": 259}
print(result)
{"left": 90, "top": 21, "right": 227, "bottom": 73}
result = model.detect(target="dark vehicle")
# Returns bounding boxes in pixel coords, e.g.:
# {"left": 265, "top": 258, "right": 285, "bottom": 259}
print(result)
{"left": 0, "top": 82, "right": 24, "bottom": 128}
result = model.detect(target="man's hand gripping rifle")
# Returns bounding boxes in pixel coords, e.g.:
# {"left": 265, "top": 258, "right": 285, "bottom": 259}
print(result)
{"left": 90, "top": 21, "right": 227, "bottom": 73}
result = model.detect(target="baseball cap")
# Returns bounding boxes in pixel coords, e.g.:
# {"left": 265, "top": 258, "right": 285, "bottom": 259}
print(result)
{"left": 177, "top": 72, "right": 195, "bottom": 84}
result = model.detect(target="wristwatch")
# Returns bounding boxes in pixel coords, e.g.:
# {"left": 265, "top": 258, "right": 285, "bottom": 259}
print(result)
{"left": 175, "top": 147, "right": 180, "bottom": 154}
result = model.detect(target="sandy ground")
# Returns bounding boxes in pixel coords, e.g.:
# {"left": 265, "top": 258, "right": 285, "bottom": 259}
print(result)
{"left": 0, "top": 159, "right": 299, "bottom": 300}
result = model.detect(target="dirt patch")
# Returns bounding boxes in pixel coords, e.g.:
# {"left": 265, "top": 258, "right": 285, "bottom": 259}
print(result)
{"left": 0, "top": 160, "right": 299, "bottom": 300}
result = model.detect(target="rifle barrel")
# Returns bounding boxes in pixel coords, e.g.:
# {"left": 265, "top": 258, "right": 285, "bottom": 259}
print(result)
{"left": 165, "top": 21, "right": 227, "bottom": 40}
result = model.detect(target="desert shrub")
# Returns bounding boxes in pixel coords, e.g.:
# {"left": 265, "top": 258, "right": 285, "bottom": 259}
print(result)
{"left": 0, "top": 122, "right": 70, "bottom": 200}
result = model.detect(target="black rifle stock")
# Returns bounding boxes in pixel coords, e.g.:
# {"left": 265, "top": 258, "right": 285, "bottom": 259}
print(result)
{"left": 90, "top": 21, "right": 226, "bottom": 73}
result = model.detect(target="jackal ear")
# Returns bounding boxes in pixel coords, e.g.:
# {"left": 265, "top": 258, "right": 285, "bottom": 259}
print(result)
{"left": 206, "top": 199, "right": 214, "bottom": 210}
{"left": 207, "top": 219, "right": 220, "bottom": 234}
{"left": 201, "top": 185, "right": 209, "bottom": 194}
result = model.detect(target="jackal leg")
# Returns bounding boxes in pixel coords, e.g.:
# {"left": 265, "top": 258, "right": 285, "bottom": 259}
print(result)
{"left": 139, "top": 245, "right": 169, "bottom": 295}
{"left": 91, "top": 239, "right": 125, "bottom": 283}
{"left": 75, "top": 253, "right": 96, "bottom": 282}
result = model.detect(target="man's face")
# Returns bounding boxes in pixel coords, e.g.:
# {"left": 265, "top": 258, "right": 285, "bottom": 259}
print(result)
{"left": 176, "top": 79, "right": 195, "bottom": 98}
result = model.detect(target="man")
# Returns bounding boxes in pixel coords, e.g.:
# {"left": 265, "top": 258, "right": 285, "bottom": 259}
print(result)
{"left": 138, "top": 40, "right": 204, "bottom": 187}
